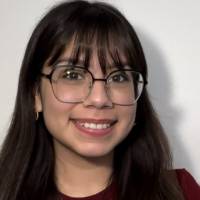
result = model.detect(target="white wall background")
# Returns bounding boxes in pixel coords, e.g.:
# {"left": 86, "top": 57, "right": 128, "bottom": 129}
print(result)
{"left": 0, "top": 0, "right": 199, "bottom": 183}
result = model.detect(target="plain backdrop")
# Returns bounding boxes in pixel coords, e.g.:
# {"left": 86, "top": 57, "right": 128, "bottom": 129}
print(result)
{"left": 0, "top": 0, "right": 200, "bottom": 183}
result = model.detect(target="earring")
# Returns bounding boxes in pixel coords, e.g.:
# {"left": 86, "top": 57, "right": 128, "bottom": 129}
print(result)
{"left": 35, "top": 112, "right": 39, "bottom": 121}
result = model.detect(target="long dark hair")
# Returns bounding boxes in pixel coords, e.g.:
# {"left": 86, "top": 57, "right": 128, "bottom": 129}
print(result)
{"left": 0, "top": 1, "right": 184, "bottom": 199}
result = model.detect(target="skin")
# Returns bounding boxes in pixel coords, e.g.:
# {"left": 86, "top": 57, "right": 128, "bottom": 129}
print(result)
{"left": 35, "top": 47, "right": 136, "bottom": 197}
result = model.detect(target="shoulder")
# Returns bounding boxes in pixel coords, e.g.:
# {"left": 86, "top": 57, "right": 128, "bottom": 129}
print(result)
{"left": 174, "top": 168, "right": 200, "bottom": 200}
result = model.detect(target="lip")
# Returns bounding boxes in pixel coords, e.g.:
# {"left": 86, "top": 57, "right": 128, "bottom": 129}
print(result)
{"left": 71, "top": 118, "right": 117, "bottom": 137}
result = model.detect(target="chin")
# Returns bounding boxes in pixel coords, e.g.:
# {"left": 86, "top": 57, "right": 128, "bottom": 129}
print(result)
{"left": 75, "top": 145, "right": 114, "bottom": 159}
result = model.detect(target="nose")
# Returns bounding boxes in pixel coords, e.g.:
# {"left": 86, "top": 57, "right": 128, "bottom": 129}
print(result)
{"left": 83, "top": 80, "right": 113, "bottom": 109}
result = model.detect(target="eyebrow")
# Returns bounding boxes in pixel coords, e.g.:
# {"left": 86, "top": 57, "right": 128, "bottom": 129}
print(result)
{"left": 53, "top": 58, "right": 131, "bottom": 70}
{"left": 53, "top": 58, "right": 84, "bottom": 66}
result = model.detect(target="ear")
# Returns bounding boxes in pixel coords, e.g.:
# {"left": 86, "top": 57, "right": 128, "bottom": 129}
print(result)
{"left": 35, "top": 88, "right": 43, "bottom": 113}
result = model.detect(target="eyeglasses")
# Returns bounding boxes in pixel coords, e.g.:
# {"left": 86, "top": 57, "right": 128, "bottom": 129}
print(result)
{"left": 40, "top": 64, "right": 145, "bottom": 106}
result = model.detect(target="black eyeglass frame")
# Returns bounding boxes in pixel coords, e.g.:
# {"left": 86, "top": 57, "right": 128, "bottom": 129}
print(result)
{"left": 40, "top": 64, "right": 148, "bottom": 106}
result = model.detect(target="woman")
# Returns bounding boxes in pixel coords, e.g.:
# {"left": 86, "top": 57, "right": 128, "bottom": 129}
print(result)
{"left": 0, "top": 1, "right": 199, "bottom": 200}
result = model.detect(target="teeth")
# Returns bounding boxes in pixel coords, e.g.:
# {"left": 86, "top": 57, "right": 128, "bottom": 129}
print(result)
{"left": 80, "top": 122, "right": 110, "bottom": 129}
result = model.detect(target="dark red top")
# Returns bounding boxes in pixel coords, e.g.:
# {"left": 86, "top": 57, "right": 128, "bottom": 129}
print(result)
{"left": 176, "top": 169, "right": 200, "bottom": 200}
{"left": 60, "top": 169, "right": 200, "bottom": 200}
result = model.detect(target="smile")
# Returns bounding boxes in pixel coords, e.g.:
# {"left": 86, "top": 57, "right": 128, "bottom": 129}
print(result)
{"left": 79, "top": 123, "right": 111, "bottom": 129}
{"left": 71, "top": 118, "right": 117, "bottom": 137}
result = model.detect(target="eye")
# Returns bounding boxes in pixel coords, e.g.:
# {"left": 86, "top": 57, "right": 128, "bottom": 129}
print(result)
{"left": 60, "top": 69, "right": 85, "bottom": 81}
{"left": 108, "top": 71, "right": 129, "bottom": 83}
{"left": 63, "top": 71, "right": 82, "bottom": 80}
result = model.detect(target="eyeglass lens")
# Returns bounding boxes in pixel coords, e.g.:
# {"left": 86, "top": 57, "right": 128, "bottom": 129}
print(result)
{"left": 50, "top": 66, "right": 144, "bottom": 105}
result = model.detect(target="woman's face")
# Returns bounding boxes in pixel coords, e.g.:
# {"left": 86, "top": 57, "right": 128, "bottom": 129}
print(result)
{"left": 35, "top": 47, "right": 136, "bottom": 158}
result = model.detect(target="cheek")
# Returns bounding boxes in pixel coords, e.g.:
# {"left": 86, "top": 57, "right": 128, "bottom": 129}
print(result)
{"left": 122, "top": 105, "right": 136, "bottom": 122}
{"left": 40, "top": 83, "right": 75, "bottom": 135}
{"left": 119, "top": 105, "right": 137, "bottom": 135}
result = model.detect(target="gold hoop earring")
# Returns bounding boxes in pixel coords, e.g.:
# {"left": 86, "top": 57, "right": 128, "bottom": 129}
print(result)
{"left": 35, "top": 112, "right": 39, "bottom": 121}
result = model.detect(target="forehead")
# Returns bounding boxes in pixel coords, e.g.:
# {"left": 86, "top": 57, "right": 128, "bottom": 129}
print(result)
{"left": 52, "top": 40, "right": 129, "bottom": 71}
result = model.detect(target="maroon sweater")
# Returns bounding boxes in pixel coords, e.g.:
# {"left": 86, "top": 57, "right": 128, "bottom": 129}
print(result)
{"left": 60, "top": 169, "right": 200, "bottom": 200}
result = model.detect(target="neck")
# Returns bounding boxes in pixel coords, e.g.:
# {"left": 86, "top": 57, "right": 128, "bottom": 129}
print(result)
{"left": 54, "top": 142, "right": 113, "bottom": 197}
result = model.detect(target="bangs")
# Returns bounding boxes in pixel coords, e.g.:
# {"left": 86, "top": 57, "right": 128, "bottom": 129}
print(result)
{"left": 67, "top": 28, "right": 129, "bottom": 73}
{"left": 47, "top": 3, "right": 142, "bottom": 73}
